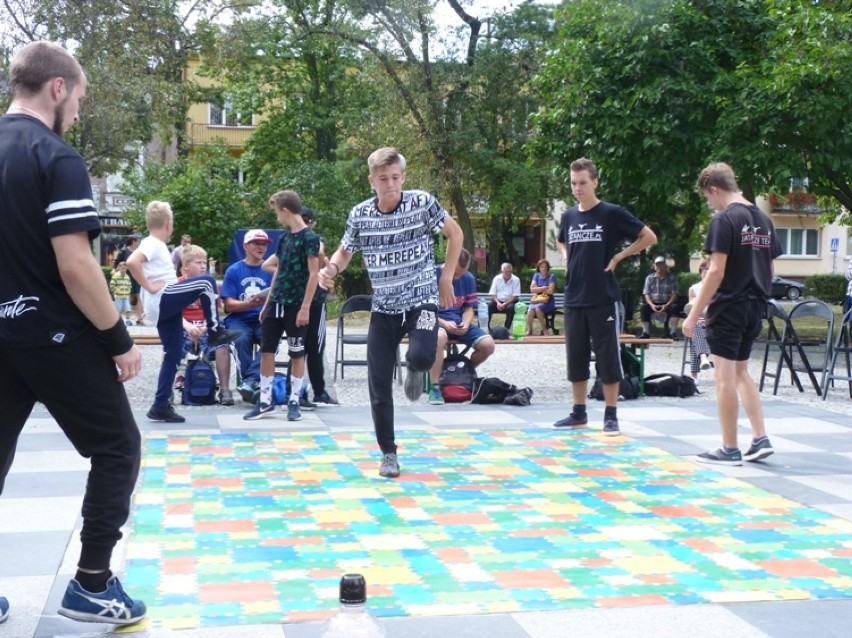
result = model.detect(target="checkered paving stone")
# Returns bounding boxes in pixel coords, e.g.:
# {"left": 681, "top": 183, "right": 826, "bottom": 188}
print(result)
{"left": 123, "top": 430, "right": 852, "bottom": 631}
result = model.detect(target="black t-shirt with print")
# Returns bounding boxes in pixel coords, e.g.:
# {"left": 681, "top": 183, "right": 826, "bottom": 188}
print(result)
{"left": 270, "top": 227, "right": 320, "bottom": 305}
{"left": 703, "top": 202, "right": 783, "bottom": 306}
{"left": 557, "top": 201, "right": 646, "bottom": 307}
{"left": 0, "top": 115, "right": 101, "bottom": 347}
{"left": 341, "top": 190, "right": 448, "bottom": 313}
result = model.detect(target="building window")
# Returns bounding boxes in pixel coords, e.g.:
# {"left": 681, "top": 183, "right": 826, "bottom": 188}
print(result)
{"left": 208, "top": 102, "right": 253, "bottom": 127}
{"left": 776, "top": 227, "right": 819, "bottom": 257}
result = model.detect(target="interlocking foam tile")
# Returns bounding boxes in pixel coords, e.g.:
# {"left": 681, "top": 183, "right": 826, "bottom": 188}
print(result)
{"left": 123, "top": 430, "right": 852, "bottom": 630}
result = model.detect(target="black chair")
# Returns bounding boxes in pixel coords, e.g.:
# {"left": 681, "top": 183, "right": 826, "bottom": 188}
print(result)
{"left": 760, "top": 299, "right": 832, "bottom": 395}
{"left": 333, "top": 295, "right": 402, "bottom": 383}
{"left": 822, "top": 307, "right": 852, "bottom": 400}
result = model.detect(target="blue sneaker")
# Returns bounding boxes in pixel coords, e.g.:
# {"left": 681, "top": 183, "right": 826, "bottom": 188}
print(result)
{"left": 57, "top": 576, "right": 146, "bottom": 625}
{"left": 0, "top": 596, "right": 9, "bottom": 623}
{"left": 244, "top": 401, "right": 274, "bottom": 421}
{"left": 287, "top": 399, "right": 301, "bottom": 421}
{"left": 553, "top": 413, "right": 588, "bottom": 429}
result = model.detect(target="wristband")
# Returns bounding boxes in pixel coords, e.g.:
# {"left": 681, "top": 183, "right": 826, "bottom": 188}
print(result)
{"left": 99, "top": 318, "right": 134, "bottom": 357}
{"left": 328, "top": 262, "right": 339, "bottom": 277}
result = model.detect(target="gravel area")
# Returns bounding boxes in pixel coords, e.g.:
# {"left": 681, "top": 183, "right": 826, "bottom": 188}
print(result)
{"left": 124, "top": 324, "right": 852, "bottom": 419}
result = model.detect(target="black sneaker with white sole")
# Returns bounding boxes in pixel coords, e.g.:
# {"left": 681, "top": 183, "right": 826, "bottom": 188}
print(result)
{"left": 743, "top": 438, "right": 774, "bottom": 462}
{"left": 696, "top": 447, "right": 742, "bottom": 466}
{"left": 299, "top": 396, "right": 316, "bottom": 411}
{"left": 207, "top": 327, "right": 243, "bottom": 348}
{"left": 146, "top": 404, "right": 186, "bottom": 423}
{"left": 313, "top": 391, "right": 339, "bottom": 406}
{"left": 404, "top": 367, "right": 422, "bottom": 402}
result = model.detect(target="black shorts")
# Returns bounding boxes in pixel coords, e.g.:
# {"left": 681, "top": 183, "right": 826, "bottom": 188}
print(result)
{"left": 260, "top": 302, "right": 307, "bottom": 358}
{"left": 565, "top": 303, "right": 623, "bottom": 384}
{"left": 706, "top": 297, "right": 764, "bottom": 361}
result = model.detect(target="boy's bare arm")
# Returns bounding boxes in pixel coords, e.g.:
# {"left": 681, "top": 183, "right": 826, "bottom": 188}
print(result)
{"left": 126, "top": 249, "right": 163, "bottom": 293}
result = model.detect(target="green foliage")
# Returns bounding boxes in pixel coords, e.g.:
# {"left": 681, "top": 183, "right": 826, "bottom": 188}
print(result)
{"left": 120, "top": 145, "right": 245, "bottom": 266}
{"left": 533, "top": 0, "right": 852, "bottom": 268}
{"left": 677, "top": 271, "right": 701, "bottom": 295}
{"left": 803, "top": 274, "right": 847, "bottom": 305}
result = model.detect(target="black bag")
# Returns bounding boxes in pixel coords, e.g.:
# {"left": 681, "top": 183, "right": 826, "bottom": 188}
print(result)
{"left": 503, "top": 387, "right": 534, "bottom": 406}
{"left": 439, "top": 354, "right": 477, "bottom": 402}
{"left": 471, "top": 377, "right": 516, "bottom": 404}
{"left": 643, "top": 373, "right": 698, "bottom": 398}
{"left": 182, "top": 358, "right": 218, "bottom": 405}
{"left": 588, "top": 376, "right": 640, "bottom": 401}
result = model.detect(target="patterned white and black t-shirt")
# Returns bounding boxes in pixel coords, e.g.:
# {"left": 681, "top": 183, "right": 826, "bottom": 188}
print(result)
{"left": 341, "top": 190, "right": 447, "bottom": 313}
{"left": 0, "top": 115, "right": 101, "bottom": 347}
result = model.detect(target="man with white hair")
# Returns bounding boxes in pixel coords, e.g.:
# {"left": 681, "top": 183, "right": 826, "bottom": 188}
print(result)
{"left": 487, "top": 262, "right": 521, "bottom": 330}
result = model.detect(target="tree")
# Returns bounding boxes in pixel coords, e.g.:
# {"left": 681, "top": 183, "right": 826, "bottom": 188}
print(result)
{"left": 533, "top": 0, "right": 852, "bottom": 275}
{"left": 121, "top": 145, "right": 246, "bottom": 263}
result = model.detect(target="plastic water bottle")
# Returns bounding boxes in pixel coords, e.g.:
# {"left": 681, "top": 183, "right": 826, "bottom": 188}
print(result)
{"left": 512, "top": 300, "right": 527, "bottom": 340}
{"left": 477, "top": 299, "right": 489, "bottom": 328}
{"left": 320, "top": 574, "right": 386, "bottom": 638}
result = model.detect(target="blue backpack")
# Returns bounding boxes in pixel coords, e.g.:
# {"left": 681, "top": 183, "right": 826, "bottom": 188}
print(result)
{"left": 182, "top": 359, "right": 218, "bottom": 405}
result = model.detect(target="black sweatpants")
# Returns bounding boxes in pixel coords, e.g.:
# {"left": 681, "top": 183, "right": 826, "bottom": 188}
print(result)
{"left": 0, "top": 330, "right": 141, "bottom": 571}
{"left": 367, "top": 304, "right": 438, "bottom": 454}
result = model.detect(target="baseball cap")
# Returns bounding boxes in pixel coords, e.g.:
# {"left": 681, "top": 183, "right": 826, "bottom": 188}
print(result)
{"left": 301, "top": 207, "right": 315, "bottom": 223}
{"left": 243, "top": 229, "right": 272, "bottom": 244}
{"left": 654, "top": 256, "right": 666, "bottom": 264}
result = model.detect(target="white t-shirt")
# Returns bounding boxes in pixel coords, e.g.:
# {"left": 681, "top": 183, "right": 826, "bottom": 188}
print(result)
{"left": 489, "top": 274, "right": 521, "bottom": 302}
{"left": 139, "top": 235, "right": 178, "bottom": 324}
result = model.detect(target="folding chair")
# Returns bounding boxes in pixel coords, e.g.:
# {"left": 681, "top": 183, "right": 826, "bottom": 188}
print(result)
{"left": 759, "top": 299, "right": 831, "bottom": 395}
{"left": 822, "top": 307, "right": 852, "bottom": 400}
{"left": 333, "top": 294, "right": 403, "bottom": 383}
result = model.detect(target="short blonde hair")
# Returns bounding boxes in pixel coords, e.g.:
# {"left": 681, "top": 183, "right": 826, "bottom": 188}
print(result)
{"left": 695, "top": 162, "right": 739, "bottom": 193}
{"left": 367, "top": 147, "right": 406, "bottom": 175}
{"left": 181, "top": 244, "right": 207, "bottom": 267}
{"left": 145, "top": 201, "right": 173, "bottom": 230}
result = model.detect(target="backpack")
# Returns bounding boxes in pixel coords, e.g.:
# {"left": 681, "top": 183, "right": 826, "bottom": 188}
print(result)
{"left": 471, "top": 377, "right": 516, "bottom": 404}
{"left": 643, "top": 373, "right": 698, "bottom": 398}
{"left": 182, "top": 358, "right": 218, "bottom": 405}
{"left": 439, "top": 354, "right": 477, "bottom": 402}
{"left": 271, "top": 373, "right": 289, "bottom": 405}
{"left": 588, "top": 376, "right": 640, "bottom": 401}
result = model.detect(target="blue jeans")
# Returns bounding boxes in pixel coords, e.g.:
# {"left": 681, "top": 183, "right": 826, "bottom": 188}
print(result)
{"left": 225, "top": 316, "right": 262, "bottom": 384}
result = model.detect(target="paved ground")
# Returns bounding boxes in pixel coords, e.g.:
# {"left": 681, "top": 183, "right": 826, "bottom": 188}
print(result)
{"left": 1, "top": 330, "right": 850, "bottom": 637}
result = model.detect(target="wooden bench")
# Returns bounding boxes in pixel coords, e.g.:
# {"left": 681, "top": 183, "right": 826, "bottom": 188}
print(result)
{"left": 133, "top": 335, "right": 162, "bottom": 346}
{"left": 479, "top": 292, "right": 565, "bottom": 335}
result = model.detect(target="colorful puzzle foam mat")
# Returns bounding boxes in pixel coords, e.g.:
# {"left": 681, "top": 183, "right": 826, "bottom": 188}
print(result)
{"left": 123, "top": 430, "right": 852, "bottom": 630}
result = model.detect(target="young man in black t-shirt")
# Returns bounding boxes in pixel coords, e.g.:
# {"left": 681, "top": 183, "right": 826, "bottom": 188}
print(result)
{"left": 0, "top": 41, "right": 145, "bottom": 625}
{"left": 554, "top": 158, "right": 657, "bottom": 436}
{"left": 683, "top": 162, "right": 782, "bottom": 466}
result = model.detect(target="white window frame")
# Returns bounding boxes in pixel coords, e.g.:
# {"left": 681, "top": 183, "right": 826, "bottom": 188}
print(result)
{"left": 208, "top": 102, "right": 253, "bottom": 128}
{"left": 776, "top": 227, "right": 819, "bottom": 258}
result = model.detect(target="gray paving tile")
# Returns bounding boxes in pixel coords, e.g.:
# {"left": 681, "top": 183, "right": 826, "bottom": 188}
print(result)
{"left": 744, "top": 476, "right": 847, "bottom": 505}
{"left": 0, "top": 532, "right": 73, "bottom": 577}
{"left": 780, "top": 432, "right": 852, "bottom": 453}
{"left": 726, "top": 599, "right": 852, "bottom": 638}
{"left": 746, "top": 452, "right": 852, "bottom": 476}
{"left": 282, "top": 614, "right": 531, "bottom": 638}
{"left": 14, "top": 432, "right": 76, "bottom": 452}
{"left": 1, "top": 470, "right": 87, "bottom": 498}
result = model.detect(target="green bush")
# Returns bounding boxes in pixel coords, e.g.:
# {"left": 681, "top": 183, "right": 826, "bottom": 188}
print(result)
{"left": 101, "top": 265, "right": 113, "bottom": 286}
{"left": 803, "top": 274, "right": 847, "bottom": 304}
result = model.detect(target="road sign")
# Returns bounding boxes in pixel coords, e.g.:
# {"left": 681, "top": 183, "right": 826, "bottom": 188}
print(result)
{"left": 830, "top": 238, "right": 839, "bottom": 253}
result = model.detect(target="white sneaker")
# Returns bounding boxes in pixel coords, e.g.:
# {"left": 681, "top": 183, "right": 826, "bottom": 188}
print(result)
{"left": 699, "top": 354, "right": 711, "bottom": 370}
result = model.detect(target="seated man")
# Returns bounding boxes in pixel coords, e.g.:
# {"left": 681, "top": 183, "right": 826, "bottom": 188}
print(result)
{"left": 179, "top": 244, "right": 233, "bottom": 404}
{"left": 638, "top": 256, "right": 681, "bottom": 339}
{"left": 487, "top": 262, "right": 521, "bottom": 330}
{"left": 221, "top": 229, "right": 273, "bottom": 402}
{"left": 428, "top": 249, "right": 496, "bottom": 404}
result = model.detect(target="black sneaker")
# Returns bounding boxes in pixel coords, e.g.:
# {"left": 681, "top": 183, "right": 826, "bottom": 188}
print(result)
{"left": 207, "top": 327, "right": 242, "bottom": 348}
{"left": 696, "top": 447, "right": 742, "bottom": 466}
{"left": 744, "top": 438, "right": 774, "bottom": 462}
{"left": 636, "top": 332, "right": 650, "bottom": 339}
{"left": 602, "top": 417, "right": 620, "bottom": 436}
{"left": 553, "top": 413, "right": 588, "bottom": 429}
{"left": 147, "top": 404, "right": 186, "bottom": 423}
{"left": 404, "top": 366, "right": 422, "bottom": 402}
{"left": 244, "top": 402, "right": 274, "bottom": 421}
{"left": 57, "top": 576, "right": 146, "bottom": 625}
{"left": 218, "top": 388, "right": 235, "bottom": 406}
{"left": 379, "top": 453, "right": 400, "bottom": 478}
{"left": 313, "top": 391, "right": 339, "bottom": 406}
{"left": 298, "top": 395, "right": 315, "bottom": 411}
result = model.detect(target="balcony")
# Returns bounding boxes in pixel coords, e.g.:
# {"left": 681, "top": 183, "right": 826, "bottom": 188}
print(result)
{"left": 188, "top": 123, "right": 255, "bottom": 149}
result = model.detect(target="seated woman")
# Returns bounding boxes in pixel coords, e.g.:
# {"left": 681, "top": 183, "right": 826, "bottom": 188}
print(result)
{"left": 526, "top": 258, "right": 557, "bottom": 336}
{"left": 687, "top": 259, "right": 712, "bottom": 384}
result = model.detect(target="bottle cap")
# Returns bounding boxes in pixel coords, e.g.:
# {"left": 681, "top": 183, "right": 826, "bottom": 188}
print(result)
{"left": 339, "top": 573, "right": 367, "bottom": 605}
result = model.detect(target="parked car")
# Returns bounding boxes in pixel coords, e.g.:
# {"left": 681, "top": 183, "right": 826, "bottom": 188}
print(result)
{"left": 771, "top": 275, "right": 804, "bottom": 301}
